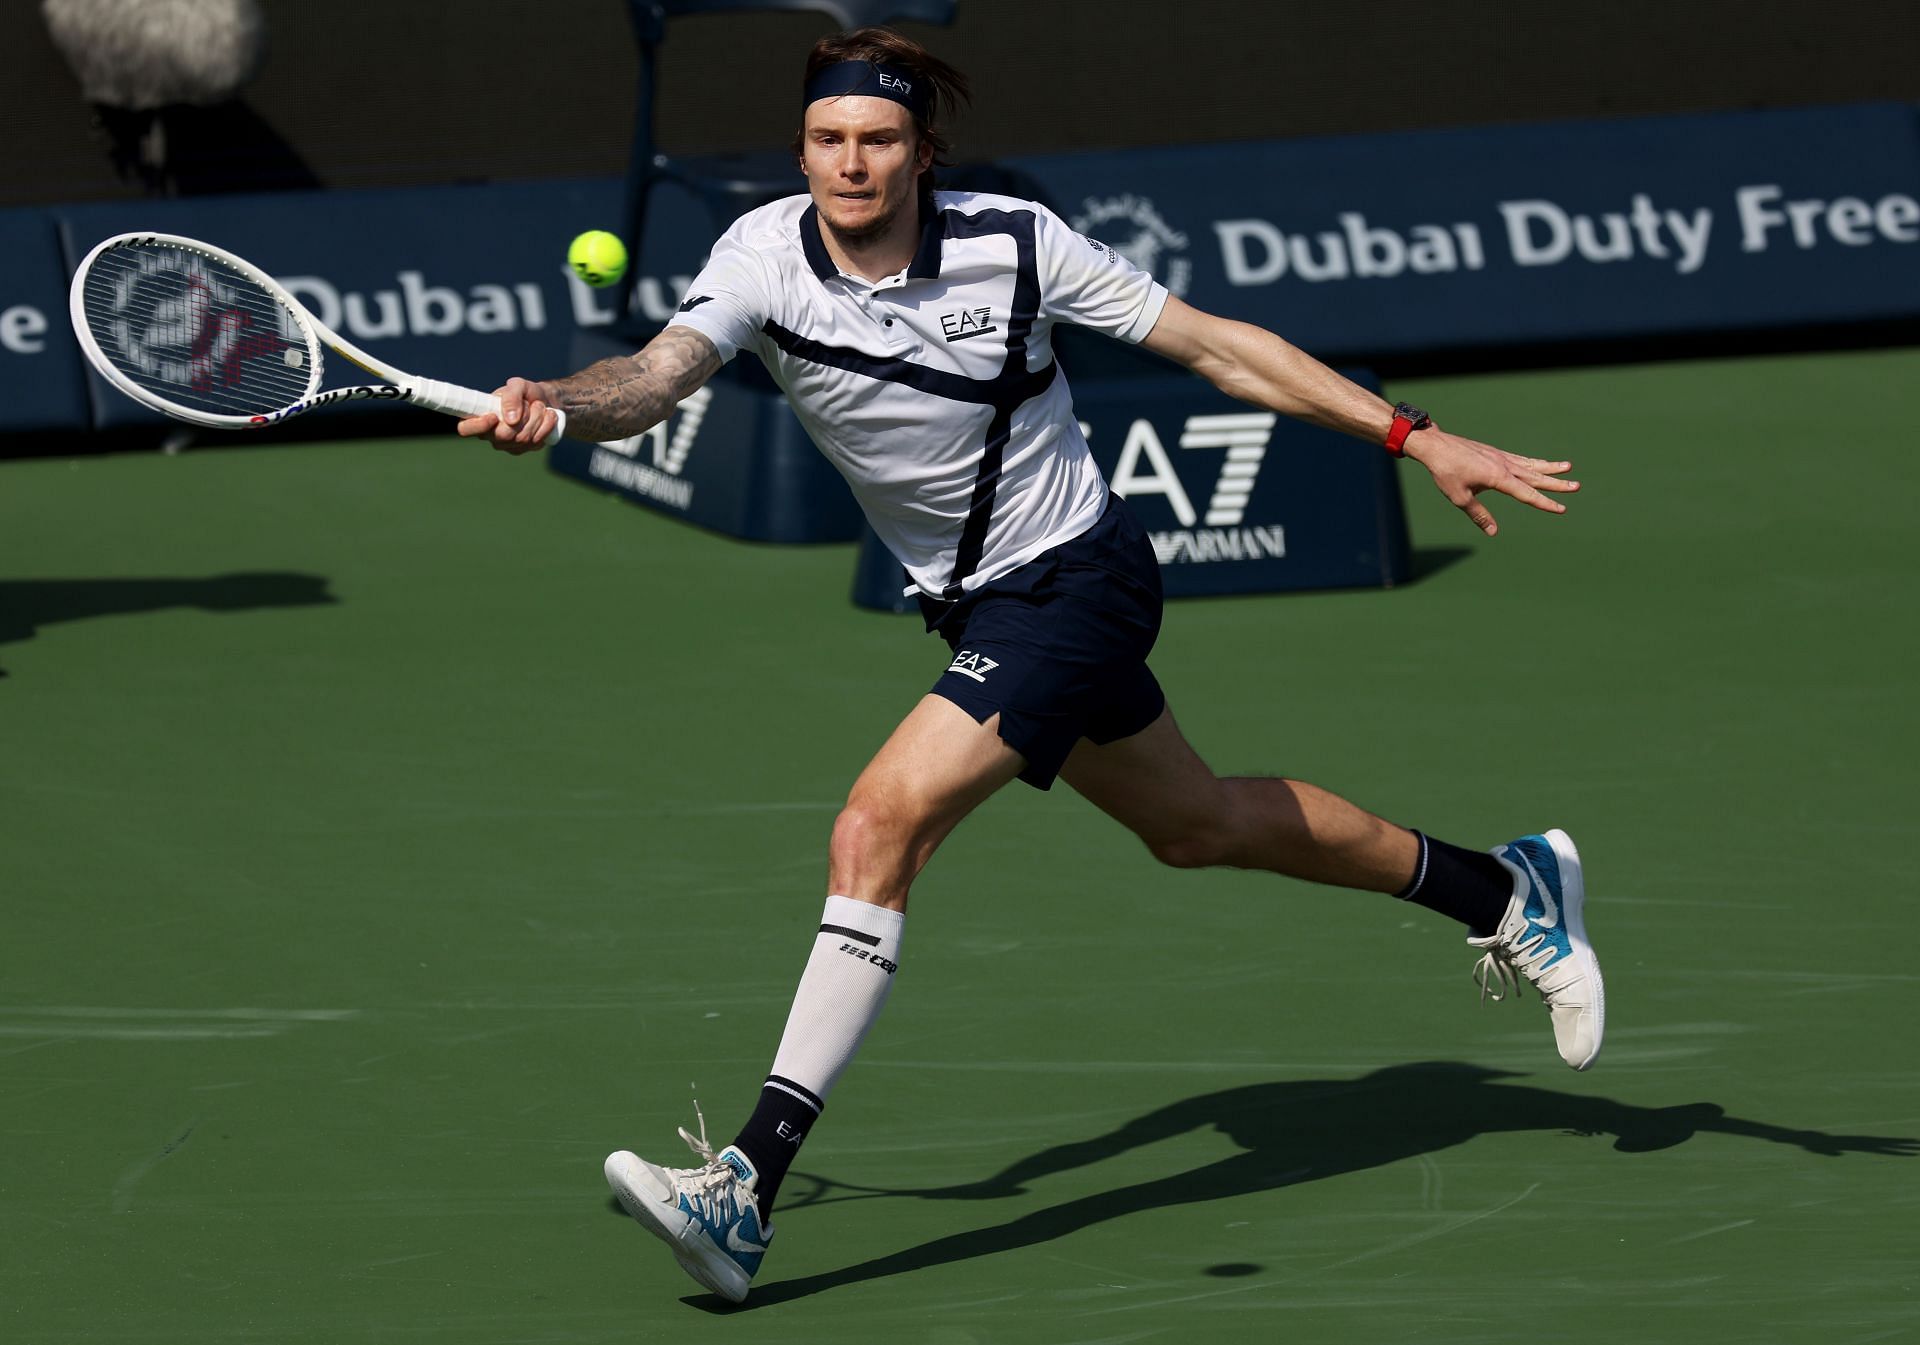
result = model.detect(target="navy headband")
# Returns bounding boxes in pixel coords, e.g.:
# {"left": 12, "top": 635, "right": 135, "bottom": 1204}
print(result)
{"left": 803, "top": 60, "right": 931, "bottom": 122}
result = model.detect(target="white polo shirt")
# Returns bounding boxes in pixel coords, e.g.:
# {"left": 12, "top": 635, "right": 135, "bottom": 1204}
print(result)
{"left": 667, "top": 190, "right": 1170, "bottom": 599}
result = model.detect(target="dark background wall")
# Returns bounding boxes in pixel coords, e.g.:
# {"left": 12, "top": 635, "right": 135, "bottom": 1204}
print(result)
{"left": 8, "top": 0, "right": 1920, "bottom": 205}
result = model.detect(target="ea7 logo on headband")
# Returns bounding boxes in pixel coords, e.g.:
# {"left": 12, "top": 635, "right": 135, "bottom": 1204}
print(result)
{"left": 940, "top": 307, "right": 998, "bottom": 342}
{"left": 878, "top": 72, "right": 913, "bottom": 96}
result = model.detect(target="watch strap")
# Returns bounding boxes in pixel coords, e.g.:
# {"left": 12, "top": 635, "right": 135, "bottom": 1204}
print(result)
{"left": 1384, "top": 402, "right": 1431, "bottom": 458}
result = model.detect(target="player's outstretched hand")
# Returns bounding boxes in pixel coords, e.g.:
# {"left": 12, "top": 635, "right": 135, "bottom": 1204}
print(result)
{"left": 456, "top": 377, "right": 560, "bottom": 454}
{"left": 1405, "top": 427, "right": 1580, "bottom": 536}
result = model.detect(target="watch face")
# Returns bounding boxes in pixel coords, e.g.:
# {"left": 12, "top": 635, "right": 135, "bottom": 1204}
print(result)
{"left": 1395, "top": 401, "right": 1431, "bottom": 430}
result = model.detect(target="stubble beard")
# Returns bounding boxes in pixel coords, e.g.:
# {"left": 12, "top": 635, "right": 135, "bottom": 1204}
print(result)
{"left": 823, "top": 181, "right": 917, "bottom": 248}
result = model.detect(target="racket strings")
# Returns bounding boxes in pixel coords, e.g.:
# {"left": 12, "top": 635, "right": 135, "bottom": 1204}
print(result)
{"left": 80, "top": 242, "right": 318, "bottom": 417}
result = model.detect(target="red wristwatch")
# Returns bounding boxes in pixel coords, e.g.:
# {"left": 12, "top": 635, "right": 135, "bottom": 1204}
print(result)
{"left": 1384, "top": 402, "right": 1432, "bottom": 458}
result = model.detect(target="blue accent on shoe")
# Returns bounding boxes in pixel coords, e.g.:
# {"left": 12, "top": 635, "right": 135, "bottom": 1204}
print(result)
{"left": 670, "top": 1146, "right": 772, "bottom": 1279}
{"left": 1499, "top": 835, "right": 1574, "bottom": 968}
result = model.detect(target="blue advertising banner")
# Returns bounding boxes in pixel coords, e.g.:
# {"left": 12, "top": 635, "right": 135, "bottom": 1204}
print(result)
{"left": 13, "top": 101, "right": 1919, "bottom": 453}
{"left": 1001, "top": 104, "right": 1920, "bottom": 357}
{"left": 0, "top": 208, "right": 91, "bottom": 432}
{"left": 1080, "top": 367, "right": 1407, "bottom": 597}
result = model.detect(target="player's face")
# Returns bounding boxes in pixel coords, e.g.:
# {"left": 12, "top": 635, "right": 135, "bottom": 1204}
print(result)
{"left": 801, "top": 96, "right": 932, "bottom": 244}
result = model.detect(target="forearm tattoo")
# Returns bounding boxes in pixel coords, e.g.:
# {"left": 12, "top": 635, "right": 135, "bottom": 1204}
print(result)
{"left": 544, "top": 327, "right": 723, "bottom": 442}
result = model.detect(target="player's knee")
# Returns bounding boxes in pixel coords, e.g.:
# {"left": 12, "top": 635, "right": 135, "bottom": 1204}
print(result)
{"left": 830, "top": 798, "right": 912, "bottom": 873}
{"left": 1145, "top": 826, "right": 1234, "bottom": 870}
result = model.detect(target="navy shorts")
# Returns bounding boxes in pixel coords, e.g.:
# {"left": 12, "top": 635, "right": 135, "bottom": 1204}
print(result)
{"left": 921, "top": 494, "right": 1166, "bottom": 790}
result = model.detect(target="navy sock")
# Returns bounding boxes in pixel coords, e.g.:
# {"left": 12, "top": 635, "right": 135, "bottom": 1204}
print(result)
{"left": 730, "top": 1076, "right": 821, "bottom": 1218}
{"left": 1396, "top": 831, "right": 1513, "bottom": 936}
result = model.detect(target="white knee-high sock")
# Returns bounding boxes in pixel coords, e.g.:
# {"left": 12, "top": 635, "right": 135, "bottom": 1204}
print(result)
{"left": 730, "top": 894, "right": 904, "bottom": 1213}
{"left": 767, "top": 894, "right": 905, "bottom": 1099}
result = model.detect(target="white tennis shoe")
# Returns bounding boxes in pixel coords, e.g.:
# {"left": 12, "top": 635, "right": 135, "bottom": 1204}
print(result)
{"left": 1468, "top": 828, "right": 1606, "bottom": 1070}
{"left": 604, "top": 1113, "right": 773, "bottom": 1304}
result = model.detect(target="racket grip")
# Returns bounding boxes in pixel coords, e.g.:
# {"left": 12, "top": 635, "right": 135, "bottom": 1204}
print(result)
{"left": 409, "top": 378, "right": 567, "bottom": 446}
{"left": 407, "top": 377, "right": 498, "bottom": 421}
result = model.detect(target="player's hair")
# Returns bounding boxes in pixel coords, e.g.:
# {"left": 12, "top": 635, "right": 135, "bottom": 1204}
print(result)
{"left": 793, "top": 27, "right": 972, "bottom": 183}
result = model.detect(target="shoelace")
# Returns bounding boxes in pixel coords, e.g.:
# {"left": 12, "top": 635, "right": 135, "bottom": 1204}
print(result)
{"left": 1473, "top": 926, "right": 1560, "bottom": 1004}
{"left": 663, "top": 1094, "right": 747, "bottom": 1222}
{"left": 677, "top": 1094, "right": 716, "bottom": 1163}
{"left": 1473, "top": 948, "right": 1525, "bottom": 1003}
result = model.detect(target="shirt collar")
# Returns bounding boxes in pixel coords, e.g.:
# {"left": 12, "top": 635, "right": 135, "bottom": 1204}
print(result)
{"left": 798, "top": 194, "right": 946, "bottom": 284}
{"left": 799, "top": 202, "right": 836, "bottom": 281}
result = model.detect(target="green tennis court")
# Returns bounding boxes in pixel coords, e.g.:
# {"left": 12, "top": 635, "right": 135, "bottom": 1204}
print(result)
{"left": 4, "top": 346, "right": 1915, "bottom": 1343}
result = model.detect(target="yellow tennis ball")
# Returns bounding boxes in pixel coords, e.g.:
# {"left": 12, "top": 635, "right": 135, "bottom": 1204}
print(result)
{"left": 568, "top": 230, "right": 628, "bottom": 288}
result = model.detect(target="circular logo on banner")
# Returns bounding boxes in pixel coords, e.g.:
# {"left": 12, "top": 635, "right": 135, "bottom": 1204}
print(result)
{"left": 1070, "top": 194, "right": 1192, "bottom": 297}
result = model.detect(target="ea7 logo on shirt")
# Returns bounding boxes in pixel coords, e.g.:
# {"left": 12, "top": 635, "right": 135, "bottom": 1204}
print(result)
{"left": 946, "top": 650, "right": 999, "bottom": 683}
{"left": 940, "top": 307, "right": 999, "bottom": 342}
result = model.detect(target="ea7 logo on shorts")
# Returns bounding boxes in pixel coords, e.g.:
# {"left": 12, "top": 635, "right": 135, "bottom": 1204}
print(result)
{"left": 946, "top": 650, "right": 999, "bottom": 683}
{"left": 940, "top": 307, "right": 999, "bottom": 342}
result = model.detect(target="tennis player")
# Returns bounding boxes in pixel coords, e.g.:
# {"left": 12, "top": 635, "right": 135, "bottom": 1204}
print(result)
{"left": 458, "top": 27, "right": 1604, "bottom": 1303}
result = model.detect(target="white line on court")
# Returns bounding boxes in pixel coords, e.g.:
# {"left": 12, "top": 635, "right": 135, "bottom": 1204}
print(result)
{"left": 1664, "top": 1218, "right": 1757, "bottom": 1244}
{"left": 0, "top": 1006, "right": 360, "bottom": 1020}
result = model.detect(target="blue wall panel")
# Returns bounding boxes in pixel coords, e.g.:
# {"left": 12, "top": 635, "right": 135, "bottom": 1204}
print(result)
{"left": 0, "top": 209, "right": 91, "bottom": 432}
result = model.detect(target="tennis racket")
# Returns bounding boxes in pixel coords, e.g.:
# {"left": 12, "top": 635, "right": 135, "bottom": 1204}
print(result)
{"left": 68, "top": 232, "right": 564, "bottom": 444}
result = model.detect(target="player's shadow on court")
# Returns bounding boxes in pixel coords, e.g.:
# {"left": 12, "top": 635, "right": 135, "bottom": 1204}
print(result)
{"left": 700, "top": 1061, "right": 1914, "bottom": 1309}
{"left": 0, "top": 573, "right": 336, "bottom": 677}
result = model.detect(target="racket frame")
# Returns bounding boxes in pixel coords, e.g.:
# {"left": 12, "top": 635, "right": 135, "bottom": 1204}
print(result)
{"left": 68, "top": 232, "right": 565, "bottom": 443}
